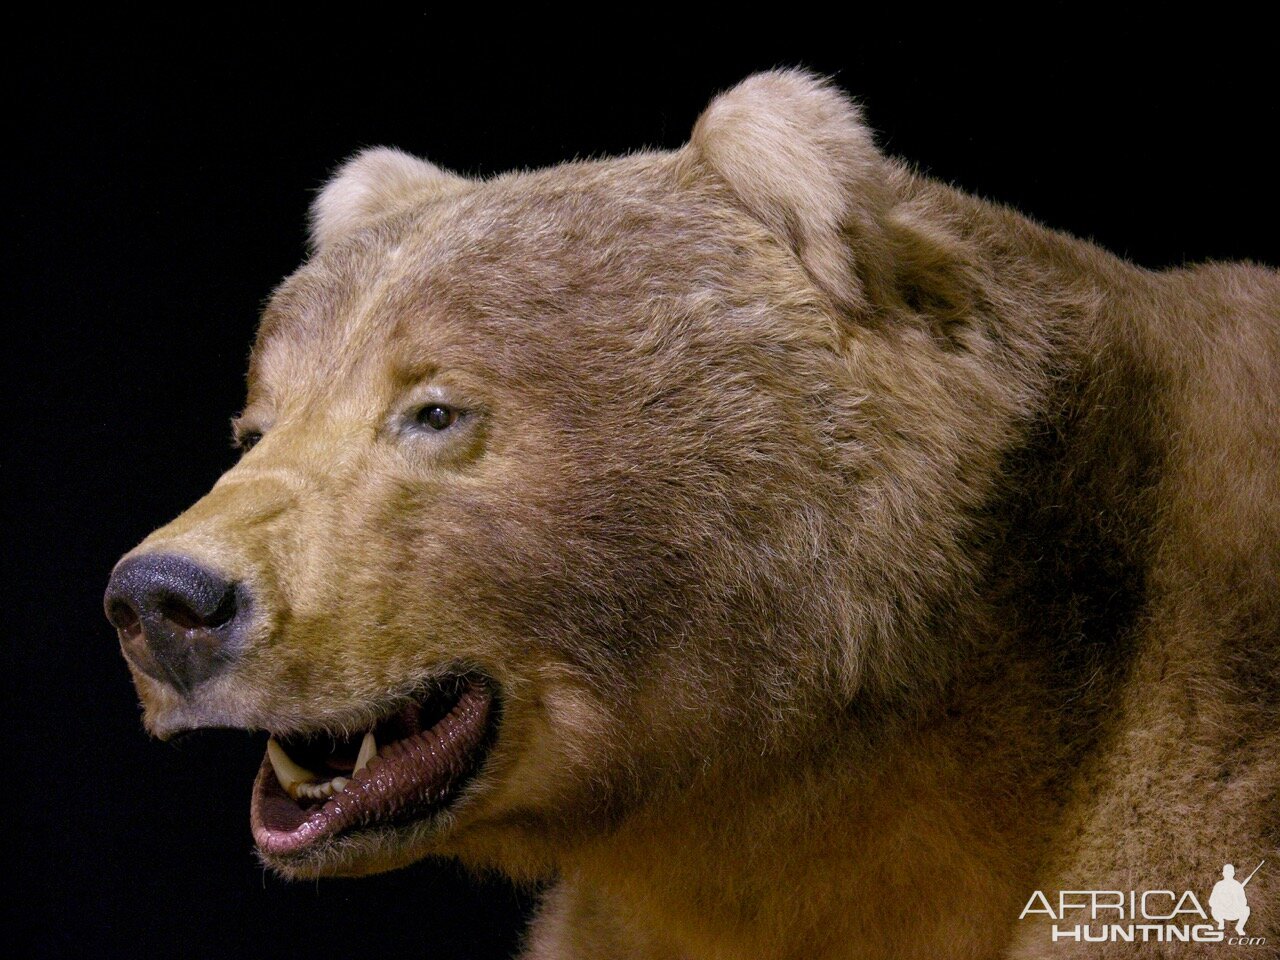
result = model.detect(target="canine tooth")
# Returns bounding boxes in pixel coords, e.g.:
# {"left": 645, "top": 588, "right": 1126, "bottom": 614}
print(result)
{"left": 267, "top": 738, "right": 320, "bottom": 799}
{"left": 354, "top": 731, "right": 377, "bottom": 774}
{"left": 332, "top": 777, "right": 349, "bottom": 794}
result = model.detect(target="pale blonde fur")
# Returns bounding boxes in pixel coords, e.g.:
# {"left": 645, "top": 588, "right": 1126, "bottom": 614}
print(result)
{"left": 310, "top": 146, "right": 471, "bottom": 251}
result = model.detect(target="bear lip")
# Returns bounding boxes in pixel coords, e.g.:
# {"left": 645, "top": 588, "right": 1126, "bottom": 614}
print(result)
{"left": 250, "top": 679, "right": 494, "bottom": 857}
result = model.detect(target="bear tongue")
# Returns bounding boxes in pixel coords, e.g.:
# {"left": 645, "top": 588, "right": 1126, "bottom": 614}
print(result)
{"left": 250, "top": 682, "right": 492, "bottom": 856}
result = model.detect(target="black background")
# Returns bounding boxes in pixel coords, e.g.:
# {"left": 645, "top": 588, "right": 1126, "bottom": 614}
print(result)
{"left": 8, "top": 14, "right": 1277, "bottom": 959}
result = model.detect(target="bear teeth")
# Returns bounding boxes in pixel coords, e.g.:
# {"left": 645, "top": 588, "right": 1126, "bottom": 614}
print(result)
{"left": 267, "top": 731, "right": 378, "bottom": 801}
{"left": 265, "top": 739, "right": 315, "bottom": 798}
{"left": 294, "top": 777, "right": 349, "bottom": 801}
{"left": 354, "top": 730, "right": 377, "bottom": 774}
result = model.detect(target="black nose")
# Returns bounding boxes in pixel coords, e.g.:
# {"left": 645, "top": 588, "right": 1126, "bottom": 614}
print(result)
{"left": 104, "top": 554, "right": 247, "bottom": 693}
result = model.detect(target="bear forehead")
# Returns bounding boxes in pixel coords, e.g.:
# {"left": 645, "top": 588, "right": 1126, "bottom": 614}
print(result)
{"left": 253, "top": 153, "right": 770, "bottom": 371}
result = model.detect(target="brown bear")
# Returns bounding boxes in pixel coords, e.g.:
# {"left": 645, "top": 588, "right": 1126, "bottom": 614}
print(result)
{"left": 105, "top": 71, "right": 1279, "bottom": 958}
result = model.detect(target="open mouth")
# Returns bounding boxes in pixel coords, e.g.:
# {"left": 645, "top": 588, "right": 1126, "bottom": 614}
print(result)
{"left": 251, "top": 675, "right": 495, "bottom": 858}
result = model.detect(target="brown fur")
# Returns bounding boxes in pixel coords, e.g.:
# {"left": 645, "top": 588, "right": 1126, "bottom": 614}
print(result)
{"left": 114, "top": 71, "right": 1279, "bottom": 957}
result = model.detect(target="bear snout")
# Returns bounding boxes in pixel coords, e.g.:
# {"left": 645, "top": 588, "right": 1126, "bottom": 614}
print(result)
{"left": 105, "top": 553, "right": 249, "bottom": 694}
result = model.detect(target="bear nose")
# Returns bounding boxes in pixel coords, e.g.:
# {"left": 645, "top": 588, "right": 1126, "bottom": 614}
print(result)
{"left": 104, "top": 554, "right": 246, "bottom": 693}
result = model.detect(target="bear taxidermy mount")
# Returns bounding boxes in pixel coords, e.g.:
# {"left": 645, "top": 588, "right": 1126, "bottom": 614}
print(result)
{"left": 106, "top": 71, "right": 1279, "bottom": 959}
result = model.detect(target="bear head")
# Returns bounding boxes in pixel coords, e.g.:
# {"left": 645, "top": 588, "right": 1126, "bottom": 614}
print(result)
{"left": 106, "top": 71, "right": 1000, "bottom": 878}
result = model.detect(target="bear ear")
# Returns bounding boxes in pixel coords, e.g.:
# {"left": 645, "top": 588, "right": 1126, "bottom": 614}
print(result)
{"left": 686, "top": 70, "right": 890, "bottom": 313}
{"left": 309, "top": 147, "right": 471, "bottom": 251}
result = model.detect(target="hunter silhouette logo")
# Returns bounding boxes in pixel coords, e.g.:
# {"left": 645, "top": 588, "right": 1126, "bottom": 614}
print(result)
{"left": 1019, "top": 859, "right": 1267, "bottom": 946}
{"left": 1211, "top": 861, "right": 1264, "bottom": 935}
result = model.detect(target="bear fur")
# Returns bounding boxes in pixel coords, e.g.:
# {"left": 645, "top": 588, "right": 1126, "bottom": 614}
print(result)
{"left": 114, "top": 71, "right": 1279, "bottom": 958}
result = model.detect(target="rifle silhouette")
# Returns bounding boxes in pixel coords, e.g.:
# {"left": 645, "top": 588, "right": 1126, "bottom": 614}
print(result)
{"left": 1241, "top": 860, "right": 1265, "bottom": 887}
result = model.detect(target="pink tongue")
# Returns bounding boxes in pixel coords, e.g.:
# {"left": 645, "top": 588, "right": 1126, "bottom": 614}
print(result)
{"left": 251, "top": 683, "right": 492, "bottom": 856}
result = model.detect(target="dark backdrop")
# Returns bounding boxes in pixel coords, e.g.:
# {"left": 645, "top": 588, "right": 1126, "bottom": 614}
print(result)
{"left": 8, "top": 14, "right": 1276, "bottom": 959}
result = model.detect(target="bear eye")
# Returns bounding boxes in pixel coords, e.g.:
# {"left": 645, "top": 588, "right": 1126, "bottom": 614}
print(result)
{"left": 416, "top": 404, "right": 459, "bottom": 431}
{"left": 235, "top": 430, "right": 263, "bottom": 452}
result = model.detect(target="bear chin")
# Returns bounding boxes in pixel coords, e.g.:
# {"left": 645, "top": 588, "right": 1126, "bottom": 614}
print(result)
{"left": 257, "top": 815, "right": 458, "bottom": 881}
